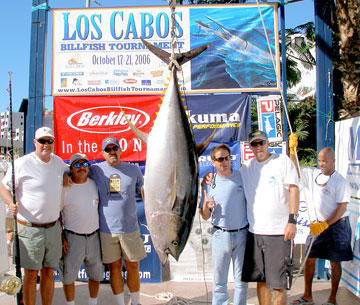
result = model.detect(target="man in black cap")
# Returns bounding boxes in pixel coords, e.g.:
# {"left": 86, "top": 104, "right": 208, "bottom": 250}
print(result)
{"left": 89, "top": 137, "right": 146, "bottom": 305}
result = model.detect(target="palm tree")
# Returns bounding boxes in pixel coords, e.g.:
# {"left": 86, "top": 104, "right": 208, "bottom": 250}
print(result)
{"left": 333, "top": 0, "right": 360, "bottom": 119}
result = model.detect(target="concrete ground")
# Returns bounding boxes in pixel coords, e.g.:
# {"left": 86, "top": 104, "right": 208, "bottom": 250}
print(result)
{"left": 1, "top": 271, "right": 359, "bottom": 305}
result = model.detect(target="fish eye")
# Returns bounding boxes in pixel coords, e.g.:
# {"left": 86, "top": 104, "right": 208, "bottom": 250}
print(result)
{"left": 195, "top": 228, "right": 201, "bottom": 235}
{"left": 171, "top": 241, "right": 179, "bottom": 247}
{"left": 207, "top": 228, "right": 212, "bottom": 234}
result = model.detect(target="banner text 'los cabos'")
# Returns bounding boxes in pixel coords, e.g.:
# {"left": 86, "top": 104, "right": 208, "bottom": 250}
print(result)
{"left": 52, "top": 4, "right": 280, "bottom": 95}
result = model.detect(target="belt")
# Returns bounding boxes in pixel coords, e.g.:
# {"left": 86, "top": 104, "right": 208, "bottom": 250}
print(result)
{"left": 17, "top": 219, "right": 57, "bottom": 229}
{"left": 64, "top": 229, "right": 99, "bottom": 237}
{"left": 213, "top": 224, "right": 249, "bottom": 232}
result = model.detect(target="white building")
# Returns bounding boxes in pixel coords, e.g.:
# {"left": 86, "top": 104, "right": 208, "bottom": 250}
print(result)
{"left": 0, "top": 112, "right": 24, "bottom": 160}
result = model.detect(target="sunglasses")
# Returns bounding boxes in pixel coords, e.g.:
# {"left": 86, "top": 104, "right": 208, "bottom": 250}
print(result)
{"left": 250, "top": 140, "right": 266, "bottom": 147}
{"left": 104, "top": 146, "right": 119, "bottom": 153}
{"left": 73, "top": 162, "right": 89, "bottom": 168}
{"left": 37, "top": 139, "right": 54, "bottom": 145}
{"left": 213, "top": 155, "right": 231, "bottom": 162}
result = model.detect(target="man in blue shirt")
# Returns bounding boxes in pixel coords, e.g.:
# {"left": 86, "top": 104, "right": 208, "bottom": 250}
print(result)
{"left": 90, "top": 137, "right": 146, "bottom": 305}
{"left": 200, "top": 144, "right": 248, "bottom": 305}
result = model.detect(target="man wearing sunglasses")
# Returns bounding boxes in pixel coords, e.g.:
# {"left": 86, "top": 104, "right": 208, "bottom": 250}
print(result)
{"left": 200, "top": 144, "right": 248, "bottom": 305}
{"left": 0, "top": 126, "right": 69, "bottom": 305}
{"left": 240, "top": 130, "right": 299, "bottom": 305}
{"left": 289, "top": 137, "right": 353, "bottom": 305}
{"left": 60, "top": 153, "right": 103, "bottom": 305}
{"left": 89, "top": 136, "right": 146, "bottom": 305}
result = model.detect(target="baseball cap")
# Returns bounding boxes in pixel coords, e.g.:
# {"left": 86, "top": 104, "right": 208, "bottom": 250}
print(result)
{"left": 35, "top": 127, "right": 54, "bottom": 140}
{"left": 70, "top": 153, "right": 88, "bottom": 167}
{"left": 248, "top": 130, "right": 268, "bottom": 143}
{"left": 102, "top": 137, "right": 120, "bottom": 150}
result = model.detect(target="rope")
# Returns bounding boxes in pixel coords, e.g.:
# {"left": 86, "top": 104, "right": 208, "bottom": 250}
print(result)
{"left": 255, "top": 0, "right": 318, "bottom": 287}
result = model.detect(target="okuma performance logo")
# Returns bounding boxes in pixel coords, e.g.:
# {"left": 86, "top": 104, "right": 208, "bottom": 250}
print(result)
{"left": 66, "top": 106, "right": 150, "bottom": 134}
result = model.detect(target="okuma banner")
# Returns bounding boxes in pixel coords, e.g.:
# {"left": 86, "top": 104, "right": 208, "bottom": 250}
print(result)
{"left": 52, "top": 4, "right": 280, "bottom": 96}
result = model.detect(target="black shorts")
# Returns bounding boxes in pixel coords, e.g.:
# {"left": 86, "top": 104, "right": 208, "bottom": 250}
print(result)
{"left": 241, "top": 232, "right": 292, "bottom": 289}
{"left": 306, "top": 216, "right": 353, "bottom": 262}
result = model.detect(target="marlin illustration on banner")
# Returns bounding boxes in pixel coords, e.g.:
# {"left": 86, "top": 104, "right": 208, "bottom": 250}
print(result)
{"left": 123, "top": 37, "right": 214, "bottom": 265}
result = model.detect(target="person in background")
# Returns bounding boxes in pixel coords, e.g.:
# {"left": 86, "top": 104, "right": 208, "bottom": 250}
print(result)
{"left": 200, "top": 144, "right": 248, "bottom": 305}
{"left": 289, "top": 136, "right": 353, "bottom": 305}
{"left": 0, "top": 127, "right": 68, "bottom": 305}
{"left": 90, "top": 137, "right": 146, "bottom": 305}
{"left": 60, "top": 153, "right": 104, "bottom": 305}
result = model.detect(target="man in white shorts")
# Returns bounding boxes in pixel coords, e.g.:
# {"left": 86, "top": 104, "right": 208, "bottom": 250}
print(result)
{"left": 60, "top": 153, "right": 104, "bottom": 305}
{"left": 0, "top": 127, "right": 68, "bottom": 305}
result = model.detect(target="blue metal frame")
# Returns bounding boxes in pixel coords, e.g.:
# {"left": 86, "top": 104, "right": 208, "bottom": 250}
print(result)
{"left": 315, "top": 0, "right": 334, "bottom": 151}
{"left": 25, "top": 0, "right": 48, "bottom": 154}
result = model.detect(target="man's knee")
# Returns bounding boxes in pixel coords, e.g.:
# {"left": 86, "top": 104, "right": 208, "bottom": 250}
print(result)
{"left": 40, "top": 267, "right": 54, "bottom": 278}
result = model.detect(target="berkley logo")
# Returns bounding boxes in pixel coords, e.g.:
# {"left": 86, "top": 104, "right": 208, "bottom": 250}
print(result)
{"left": 66, "top": 106, "right": 150, "bottom": 134}
{"left": 124, "top": 78, "right": 137, "bottom": 84}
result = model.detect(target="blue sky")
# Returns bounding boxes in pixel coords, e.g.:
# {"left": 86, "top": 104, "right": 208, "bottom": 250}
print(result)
{"left": 0, "top": 0, "right": 314, "bottom": 113}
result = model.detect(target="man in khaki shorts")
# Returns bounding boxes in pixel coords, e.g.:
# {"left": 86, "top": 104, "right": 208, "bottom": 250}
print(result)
{"left": 90, "top": 137, "right": 146, "bottom": 305}
{"left": 0, "top": 127, "right": 68, "bottom": 305}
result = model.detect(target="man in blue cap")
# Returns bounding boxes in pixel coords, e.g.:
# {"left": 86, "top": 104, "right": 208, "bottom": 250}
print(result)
{"left": 90, "top": 137, "right": 146, "bottom": 305}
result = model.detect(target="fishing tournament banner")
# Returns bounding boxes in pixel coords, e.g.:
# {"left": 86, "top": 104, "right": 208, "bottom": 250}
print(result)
{"left": 335, "top": 117, "right": 360, "bottom": 298}
{"left": 52, "top": 4, "right": 280, "bottom": 96}
{"left": 53, "top": 94, "right": 251, "bottom": 162}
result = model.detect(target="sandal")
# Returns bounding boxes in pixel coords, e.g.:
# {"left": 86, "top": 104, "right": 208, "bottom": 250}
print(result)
{"left": 291, "top": 297, "right": 315, "bottom": 305}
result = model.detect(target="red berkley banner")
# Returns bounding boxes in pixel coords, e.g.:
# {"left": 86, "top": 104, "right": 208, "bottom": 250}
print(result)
{"left": 53, "top": 95, "right": 161, "bottom": 161}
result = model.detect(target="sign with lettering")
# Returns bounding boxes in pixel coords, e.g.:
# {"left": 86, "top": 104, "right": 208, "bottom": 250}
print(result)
{"left": 52, "top": 4, "right": 280, "bottom": 95}
{"left": 257, "top": 95, "right": 283, "bottom": 141}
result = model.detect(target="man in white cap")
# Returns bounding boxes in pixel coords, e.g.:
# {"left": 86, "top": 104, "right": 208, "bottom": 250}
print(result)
{"left": 89, "top": 136, "right": 146, "bottom": 305}
{"left": 60, "top": 153, "right": 103, "bottom": 305}
{"left": 240, "top": 130, "right": 299, "bottom": 305}
{"left": 0, "top": 127, "right": 68, "bottom": 305}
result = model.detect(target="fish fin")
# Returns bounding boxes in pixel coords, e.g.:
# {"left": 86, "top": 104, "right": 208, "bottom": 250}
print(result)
{"left": 118, "top": 104, "right": 149, "bottom": 144}
{"left": 196, "top": 128, "right": 216, "bottom": 156}
{"left": 140, "top": 38, "right": 171, "bottom": 65}
{"left": 141, "top": 37, "right": 212, "bottom": 67}
{"left": 169, "top": 176, "right": 180, "bottom": 210}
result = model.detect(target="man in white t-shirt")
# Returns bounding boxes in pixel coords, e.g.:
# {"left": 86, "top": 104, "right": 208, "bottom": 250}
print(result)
{"left": 240, "top": 130, "right": 299, "bottom": 305}
{"left": 60, "top": 153, "right": 104, "bottom": 305}
{"left": 289, "top": 136, "right": 353, "bottom": 305}
{"left": 0, "top": 127, "right": 68, "bottom": 305}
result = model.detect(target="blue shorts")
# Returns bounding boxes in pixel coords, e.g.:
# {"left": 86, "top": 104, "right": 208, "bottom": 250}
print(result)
{"left": 306, "top": 217, "right": 353, "bottom": 262}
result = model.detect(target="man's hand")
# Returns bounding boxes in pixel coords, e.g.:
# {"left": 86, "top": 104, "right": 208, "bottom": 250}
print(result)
{"left": 9, "top": 202, "right": 19, "bottom": 216}
{"left": 310, "top": 221, "right": 328, "bottom": 236}
{"left": 201, "top": 172, "right": 214, "bottom": 186}
{"left": 62, "top": 233, "right": 69, "bottom": 256}
{"left": 203, "top": 189, "right": 215, "bottom": 210}
{"left": 289, "top": 133, "right": 298, "bottom": 156}
{"left": 284, "top": 223, "right": 296, "bottom": 241}
{"left": 63, "top": 173, "right": 73, "bottom": 187}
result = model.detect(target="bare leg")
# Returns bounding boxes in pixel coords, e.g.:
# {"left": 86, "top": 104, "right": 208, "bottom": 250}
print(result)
{"left": 257, "top": 282, "right": 271, "bottom": 305}
{"left": 124, "top": 260, "right": 140, "bottom": 293}
{"left": 291, "top": 258, "right": 315, "bottom": 304}
{"left": 23, "top": 269, "right": 38, "bottom": 305}
{"left": 109, "top": 259, "right": 124, "bottom": 295}
{"left": 63, "top": 283, "right": 75, "bottom": 301}
{"left": 39, "top": 267, "right": 55, "bottom": 305}
{"left": 273, "top": 289, "right": 287, "bottom": 305}
{"left": 88, "top": 279, "right": 100, "bottom": 298}
{"left": 328, "top": 261, "right": 341, "bottom": 304}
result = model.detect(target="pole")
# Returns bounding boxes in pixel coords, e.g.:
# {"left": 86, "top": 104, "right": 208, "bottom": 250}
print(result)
{"left": 280, "top": 0, "right": 288, "bottom": 143}
{"left": 8, "top": 72, "right": 24, "bottom": 305}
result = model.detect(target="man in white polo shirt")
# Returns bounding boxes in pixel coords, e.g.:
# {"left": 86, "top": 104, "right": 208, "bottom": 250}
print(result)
{"left": 0, "top": 127, "right": 68, "bottom": 305}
